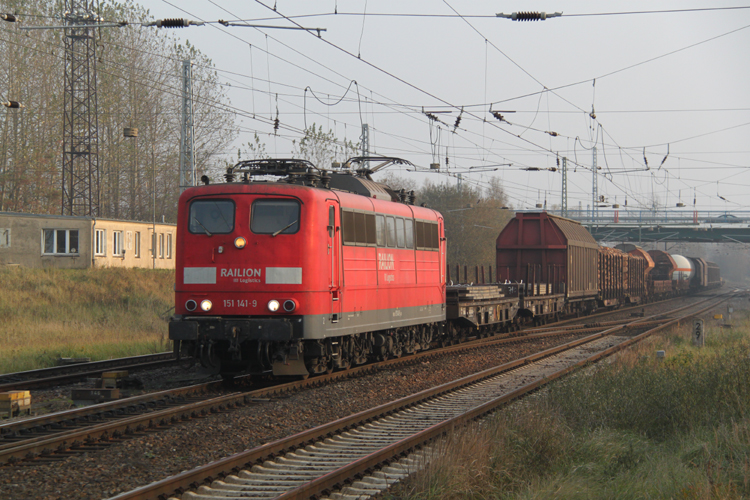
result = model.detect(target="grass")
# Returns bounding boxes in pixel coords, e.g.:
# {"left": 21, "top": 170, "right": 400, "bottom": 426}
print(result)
{"left": 0, "top": 266, "right": 175, "bottom": 373}
{"left": 387, "top": 304, "right": 750, "bottom": 499}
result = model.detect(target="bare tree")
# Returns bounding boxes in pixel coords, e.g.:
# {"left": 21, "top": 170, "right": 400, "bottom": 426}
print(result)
{"left": 292, "top": 123, "right": 358, "bottom": 169}
{"left": 419, "top": 178, "right": 513, "bottom": 275}
{"left": 0, "top": 0, "right": 238, "bottom": 222}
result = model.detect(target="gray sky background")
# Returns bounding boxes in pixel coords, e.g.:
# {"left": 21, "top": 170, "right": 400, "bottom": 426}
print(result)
{"left": 145, "top": 1, "right": 750, "bottom": 214}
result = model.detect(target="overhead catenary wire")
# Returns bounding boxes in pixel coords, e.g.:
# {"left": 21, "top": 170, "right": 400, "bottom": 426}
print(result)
{"left": 8, "top": 2, "right": 748, "bottom": 211}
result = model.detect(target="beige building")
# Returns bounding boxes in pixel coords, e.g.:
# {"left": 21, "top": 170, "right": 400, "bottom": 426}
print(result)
{"left": 0, "top": 212, "right": 176, "bottom": 269}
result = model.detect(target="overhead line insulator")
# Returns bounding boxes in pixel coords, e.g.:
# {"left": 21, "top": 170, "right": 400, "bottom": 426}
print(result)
{"left": 496, "top": 11, "right": 563, "bottom": 21}
{"left": 144, "top": 18, "right": 205, "bottom": 28}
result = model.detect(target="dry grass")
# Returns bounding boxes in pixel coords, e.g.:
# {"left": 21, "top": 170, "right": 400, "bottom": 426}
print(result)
{"left": 387, "top": 304, "right": 750, "bottom": 500}
{"left": 0, "top": 266, "right": 175, "bottom": 373}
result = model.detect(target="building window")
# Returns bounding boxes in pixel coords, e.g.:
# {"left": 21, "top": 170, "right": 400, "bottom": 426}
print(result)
{"left": 126, "top": 231, "right": 133, "bottom": 251}
{"left": 158, "top": 233, "right": 165, "bottom": 259}
{"left": 134, "top": 232, "right": 141, "bottom": 258}
{"left": 166, "top": 233, "right": 173, "bottom": 259}
{"left": 113, "top": 231, "right": 123, "bottom": 256}
{"left": 42, "top": 229, "right": 79, "bottom": 255}
{"left": 0, "top": 228, "right": 10, "bottom": 249}
{"left": 95, "top": 229, "right": 106, "bottom": 256}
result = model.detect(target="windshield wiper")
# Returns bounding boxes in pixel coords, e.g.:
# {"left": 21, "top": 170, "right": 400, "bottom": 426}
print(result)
{"left": 192, "top": 216, "right": 212, "bottom": 236}
{"left": 272, "top": 220, "right": 298, "bottom": 237}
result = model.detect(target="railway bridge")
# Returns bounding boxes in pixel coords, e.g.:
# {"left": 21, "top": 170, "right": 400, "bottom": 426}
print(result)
{"left": 545, "top": 209, "right": 750, "bottom": 243}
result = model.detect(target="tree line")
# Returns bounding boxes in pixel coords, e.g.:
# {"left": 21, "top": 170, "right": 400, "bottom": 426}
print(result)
{"left": 0, "top": 0, "right": 236, "bottom": 222}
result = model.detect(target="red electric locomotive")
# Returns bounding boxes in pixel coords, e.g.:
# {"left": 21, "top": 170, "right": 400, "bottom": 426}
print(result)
{"left": 169, "top": 158, "right": 446, "bottom": 377}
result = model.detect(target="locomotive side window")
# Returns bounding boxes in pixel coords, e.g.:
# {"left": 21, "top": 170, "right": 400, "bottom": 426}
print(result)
{"left": 251, "top": 200, "right": 300, "bottom": 235}
{"left": 386, "top": 217, "right": 397, "bottom": 248}
{"left": 429, "top": 222, "right": 439, "bottom": 249}
{"left": 405, "top": 219, "right": 414, "bottom": 249}
{"left": 342, "top": 210, "right": 377, "bottom": 246}
{"left": 189, "top": 200, "right": 234, "bottom": 235}
{"left": 415, "top": 221, "right": 439, "bottom": 251}
{"left": 354, "top": 212, "right": 367, "bottom": 244}
{"left": 396, "top": 218, "right": 405, "bottom": 248}
{"left": 375, "top": 215, "right": 385, "bottom": 246}
{"left": 365, "top": 214, "right": 377, "bottom": 245}
{"left": 415, "top": 221, "right": 425, "bottom": 248}
{"left": 342, "top": 211, "right": 356, "bottom": 244}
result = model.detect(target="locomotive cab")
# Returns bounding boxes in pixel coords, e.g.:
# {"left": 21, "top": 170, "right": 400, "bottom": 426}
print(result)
{"left": 171, "top": 189, "right": 316, "bottom": 376}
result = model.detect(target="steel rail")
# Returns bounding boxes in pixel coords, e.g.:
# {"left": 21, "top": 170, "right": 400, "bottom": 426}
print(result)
{"left": 0, "top": 382, "right": 221, "bottom": 441}
{"left": 0, "top": 352, "right": 179, "bottom": 392}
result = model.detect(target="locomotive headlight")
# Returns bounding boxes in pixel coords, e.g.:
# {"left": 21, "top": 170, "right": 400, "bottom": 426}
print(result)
{"left": 283, "top": 299, "right": 297, "bottom": 312}
{"left": 234, "top": 236, "right": 247, "bottom": 249}
{"left": 267, "top": 299, "right": 280, "bottom": 312}
{"left": 200, "top": 299, "right": 213, "bottom": 312}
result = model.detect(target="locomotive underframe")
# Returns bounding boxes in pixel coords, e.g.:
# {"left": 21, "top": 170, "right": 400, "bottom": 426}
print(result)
{"left": 170, "top": 314, "right": 443, "bottom": 377}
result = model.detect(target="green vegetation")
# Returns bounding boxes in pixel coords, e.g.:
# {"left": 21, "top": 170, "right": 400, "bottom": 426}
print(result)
{"left": 0, "top": 267, "right": 174, "bottom": 373}
{"left": 389, "top": 311, "right": 750, "bottom": 499}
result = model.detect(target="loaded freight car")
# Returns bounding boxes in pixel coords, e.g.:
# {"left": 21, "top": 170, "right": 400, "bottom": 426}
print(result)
{"left": 670, "top": 254, "right": 694, "bottom": 293}
{"left": 445, "top": 284, "right": 521, "bottom": 336}
{"left": 598, "top": 247, "right": 626, "bottom": 307}
{"left": 705, "top": 261, "right": 722, "bottom": 287}
{"left": 495, "top": 212, "right": 598, "bottom": 318}
{"left": 598, "top": 246, "right": 650, "bottom": 307}
{"left": 647, "top": 250, "right": 677, "bottom": 298}
{"left": 688, "top": 258, "right": 723, "bottom": 289}
{"left": 615, "top": 244, "right": 653, "bottom": 303}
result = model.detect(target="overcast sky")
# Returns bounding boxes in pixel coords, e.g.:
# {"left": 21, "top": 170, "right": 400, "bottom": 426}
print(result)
{"left": 145, "top": 1, "right": 750, "bottom": 214}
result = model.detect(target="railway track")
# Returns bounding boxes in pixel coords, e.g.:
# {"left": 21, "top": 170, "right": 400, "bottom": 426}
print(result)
{"left": 0, "top": 293, "right": 705, "bottom": 394}
{"left": 0, "top": 293, "right": 725, "bottom": 468}
{"left": 0, "top": 312, "right": 669, "bottom": 467}
{"left": 104, "top": 293, "right": 733, "bottom": 500}
{"left": 0, "top": 352, "right": 179, "bottom": 392}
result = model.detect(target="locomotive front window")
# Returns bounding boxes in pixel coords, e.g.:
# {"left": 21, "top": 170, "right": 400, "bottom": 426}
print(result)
{"left": 251, "top": 200, "right": 300, "bottom": 235}
{"left": 189, "top": 200, "right": 235, "bottom": 235}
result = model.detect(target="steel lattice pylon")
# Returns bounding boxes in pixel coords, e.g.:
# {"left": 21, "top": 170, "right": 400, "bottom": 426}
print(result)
{"left": 61, "top": 0, "right": 100, "bottom": 216}
{"left": 179, "top": 59, "right": 195, "bottom": 193}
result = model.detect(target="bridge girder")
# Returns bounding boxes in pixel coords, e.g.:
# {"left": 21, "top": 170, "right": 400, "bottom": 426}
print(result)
{"left": 585, "top": 224, "right": 750, "bottom": 244}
